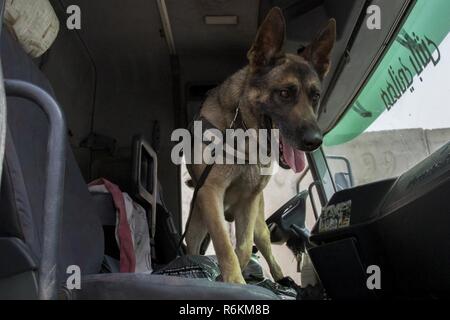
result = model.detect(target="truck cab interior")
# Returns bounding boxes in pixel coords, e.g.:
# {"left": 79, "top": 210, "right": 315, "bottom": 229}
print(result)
{"left": 0, "top": 0, "right": 449, "bottom": 300}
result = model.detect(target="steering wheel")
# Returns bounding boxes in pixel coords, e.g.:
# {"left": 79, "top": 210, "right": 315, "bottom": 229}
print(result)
{"left": 265, "top": 191, "right": 311, "bottom": 255}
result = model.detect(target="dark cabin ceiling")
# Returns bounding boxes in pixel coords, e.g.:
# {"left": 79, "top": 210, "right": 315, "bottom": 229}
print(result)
{"left": 50, "top": 0, "right": 412, "bottom": 138}
{"left": 166, "top": 0, "right": 260, "bottom": 57}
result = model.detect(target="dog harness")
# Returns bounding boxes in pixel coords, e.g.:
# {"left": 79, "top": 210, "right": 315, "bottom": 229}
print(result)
{"left": 178, "top": 106, "right": 248, "bottom": 252}
{"left": 178, "top": 106, "right": 273, "bottom": 253}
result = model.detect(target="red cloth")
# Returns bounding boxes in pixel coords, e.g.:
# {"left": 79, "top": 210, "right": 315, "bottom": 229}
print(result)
{"left": 89, "top": 178, "right": 136, "bottom": 272}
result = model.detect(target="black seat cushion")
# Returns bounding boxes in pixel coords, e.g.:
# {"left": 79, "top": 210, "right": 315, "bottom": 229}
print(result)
{"left": 66, "top": 273, "right": 279, "bottom": 300}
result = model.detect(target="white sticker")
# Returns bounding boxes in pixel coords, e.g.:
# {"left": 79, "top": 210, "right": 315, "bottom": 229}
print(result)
{"left": 319, "top": 200, "right": 352, "bottom": 232}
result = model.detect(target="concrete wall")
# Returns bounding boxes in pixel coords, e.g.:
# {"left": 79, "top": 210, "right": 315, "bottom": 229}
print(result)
{"left": 324, "top": 128, "right": 450, "bottom": 186}
{"left": 180, "top": 128, "right": 450, "bottom": 283}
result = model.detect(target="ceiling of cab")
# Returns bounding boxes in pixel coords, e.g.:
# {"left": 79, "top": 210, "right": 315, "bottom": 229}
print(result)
{"left": 51, "top": 0, "right": 411, "bottom": 135}
{"left": 165, "top": 0, "right": 260, "bottom": 57}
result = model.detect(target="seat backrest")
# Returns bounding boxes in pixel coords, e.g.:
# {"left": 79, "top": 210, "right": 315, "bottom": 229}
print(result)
{"left": 0, "top": 29, "right": 104, "bottom": 283}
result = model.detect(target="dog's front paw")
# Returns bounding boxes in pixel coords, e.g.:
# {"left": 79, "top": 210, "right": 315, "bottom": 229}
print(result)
{"left": 223, "top": 272, "right": 246, "bottom": 285}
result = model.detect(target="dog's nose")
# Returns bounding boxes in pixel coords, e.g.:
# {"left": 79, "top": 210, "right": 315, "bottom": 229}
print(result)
{"left": 302, "top": 130, "right": 323, "bottom": 151}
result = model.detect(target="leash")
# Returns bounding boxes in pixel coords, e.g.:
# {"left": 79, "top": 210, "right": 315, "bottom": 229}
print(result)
{"left": 177, "top": 162, "right": 215, "bottom": 252}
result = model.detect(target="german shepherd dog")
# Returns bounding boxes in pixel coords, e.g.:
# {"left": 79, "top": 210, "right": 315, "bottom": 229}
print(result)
{"left": 186, "top": 7, "right": 336, "bottom": 284}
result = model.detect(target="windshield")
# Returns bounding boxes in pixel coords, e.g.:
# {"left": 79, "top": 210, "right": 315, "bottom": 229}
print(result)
{"left": 323, "top": 0, "right": 450, "bottom": 190}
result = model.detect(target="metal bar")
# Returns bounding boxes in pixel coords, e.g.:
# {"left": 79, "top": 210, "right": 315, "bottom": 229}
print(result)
{"left": 306, "top": 151, "right": 331, "bottom": 206}
{"left": 308, "top": 181, "right": 320, "bottom": 221}
{"left": 326, "top": 155, "right": 354, "bottom": 187}
{"left": 5, "top": 79, "right": 66, "bottom": 300}
{"left": 0, "top": 0, "right": 7, "bottom": 187}
{"left": 156, "top": 0, "right": 176, "bottom": 55}
{"left": 296, "top": 166, "right": 310, "bottom": 194}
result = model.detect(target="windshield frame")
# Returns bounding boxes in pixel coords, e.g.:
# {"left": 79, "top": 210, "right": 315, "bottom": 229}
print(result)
{"left": 323, "top": 0, "right": 419, "bottom": 142}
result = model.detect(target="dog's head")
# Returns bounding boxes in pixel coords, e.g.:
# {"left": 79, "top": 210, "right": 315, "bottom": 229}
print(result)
{"left": 246, "top": 7, "right": 336, "bottom": 172}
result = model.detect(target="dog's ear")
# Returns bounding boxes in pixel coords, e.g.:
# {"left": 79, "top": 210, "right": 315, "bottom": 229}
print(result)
{"left": 247, "top": 7, "right": 286, "bottom": 71}
{"left": 300, "top": 19, "right": 336, "bottom": 79}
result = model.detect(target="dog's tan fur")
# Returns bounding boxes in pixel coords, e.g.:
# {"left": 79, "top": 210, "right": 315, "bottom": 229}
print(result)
{"left": 186, "top": 8, "right": 336, "bottom": 284}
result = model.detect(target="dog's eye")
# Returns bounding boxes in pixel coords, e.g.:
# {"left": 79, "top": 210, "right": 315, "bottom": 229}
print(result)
{"left": 312, "top": 92, "right": 321, "bottom": 103}
{"left": 278, "top": 89, "right": 291, "bottom": 99}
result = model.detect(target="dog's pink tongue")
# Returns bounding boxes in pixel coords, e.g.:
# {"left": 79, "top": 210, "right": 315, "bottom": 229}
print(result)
{"left": 281, "top": 137, "right": 306, "bottom": 173}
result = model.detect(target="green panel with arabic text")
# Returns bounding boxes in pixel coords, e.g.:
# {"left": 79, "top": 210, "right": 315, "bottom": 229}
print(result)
{"left": 324, "top": 0, "right": 450, "bottom": 146}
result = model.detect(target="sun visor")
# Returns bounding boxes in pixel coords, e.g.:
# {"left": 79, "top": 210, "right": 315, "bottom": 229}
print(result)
{"left": 4, "top": 0, "right": 60, "bottom": 58}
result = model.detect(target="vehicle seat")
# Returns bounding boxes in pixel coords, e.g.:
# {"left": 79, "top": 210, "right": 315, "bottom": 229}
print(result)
{"left": 0, "top": 28, "right": 278, "bottom": 300}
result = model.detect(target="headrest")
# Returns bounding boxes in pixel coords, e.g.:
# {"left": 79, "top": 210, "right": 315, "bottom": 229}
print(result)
{"left": 4, "top": 0, "right": 60, "bottom": 58}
